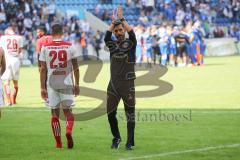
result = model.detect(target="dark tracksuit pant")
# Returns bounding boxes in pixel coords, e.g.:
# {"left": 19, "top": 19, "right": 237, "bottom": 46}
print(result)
{"left": 107, "top": 54, "right": 136, "bottom": 146}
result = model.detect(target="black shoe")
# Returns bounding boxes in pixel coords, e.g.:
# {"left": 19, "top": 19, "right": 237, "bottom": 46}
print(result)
{"left": 111, "top": 138, "right": 121, "bottom": 149}
{"left": 125, "top": 144, "right": 134, "bottom": 151}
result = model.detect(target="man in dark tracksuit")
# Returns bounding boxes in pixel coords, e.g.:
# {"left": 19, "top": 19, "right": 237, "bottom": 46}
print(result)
{"left": 104, "top": 6, "right": 137, "bottom": 150}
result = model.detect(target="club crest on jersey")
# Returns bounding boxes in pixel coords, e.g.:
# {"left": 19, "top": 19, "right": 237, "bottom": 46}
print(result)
{"left": 105, "top": 39, "right": 133, "bottom": 53}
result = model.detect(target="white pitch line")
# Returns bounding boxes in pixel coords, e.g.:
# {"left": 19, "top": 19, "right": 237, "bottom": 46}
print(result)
{"left": 2, "top": 107, "right": 240, "bottom": 115}
{"left": 119, "top": 143, "right": 240, "bottom": 160}
{"left": 1, "top": 109, "right": 49, "bottom": 112}
{"left": 1, "top": 109, "right": 240, "bottom": 114}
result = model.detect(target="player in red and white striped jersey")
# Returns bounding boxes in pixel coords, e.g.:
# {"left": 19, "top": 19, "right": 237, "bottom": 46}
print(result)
{"left": 36, "top": 26, "right": 53, "bottom": 105}
{"left": 39, "top": 24, "right": 80, "bottom": 149}
{"left": 0, "top": 27, "right": 23, "bottom": 105}
{"left": 36, "top": 26, "right": 53, "bottom": 70}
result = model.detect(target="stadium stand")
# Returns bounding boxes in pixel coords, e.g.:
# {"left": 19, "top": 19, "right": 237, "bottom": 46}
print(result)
{"left": 0, "top": 0, "right": 239, "bottom": 65}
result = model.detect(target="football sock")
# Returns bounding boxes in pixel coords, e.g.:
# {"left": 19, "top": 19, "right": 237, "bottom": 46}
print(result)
{"left": 4, "top": 84, "right": 11, "bottom": 105}
{"left": 196, "top": 53, "right": 201, "bottom": 65}
{"left": 51, "top": 116, "right": 62, "bottom": 148}
{"left": 66, "top": 112, "right": 74, "bottom": 135}
{"left": 11, "top": 87, "right": 18, "bottom": 104}
{"left": 196, "top": 43, "right": 201, "bottom": 65}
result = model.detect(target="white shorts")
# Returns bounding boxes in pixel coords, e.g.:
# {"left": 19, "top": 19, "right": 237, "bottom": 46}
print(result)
{"left": 47, "top": 87, "right": 75, "bottom": 109}
{"left": 0, "top": 81, "right": 5, "bottom": 107}
{"left": 1, "top": 57, "right": 20, "bottom": 81}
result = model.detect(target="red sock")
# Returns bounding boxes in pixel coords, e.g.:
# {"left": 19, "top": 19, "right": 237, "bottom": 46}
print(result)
{"left": 196, "top": 43, "right": 201, "bottom": 65}
{"left": 66, "top": 113, "right": 74, "bottom": 135}
{"left": 11, "top": 87, "right": 18, "bottom": 104}
{"left": 4, "top": 84, "right": 11, "bottom": 105}
{"left": 51, "top": 117, "right": 62, "bottom": 148}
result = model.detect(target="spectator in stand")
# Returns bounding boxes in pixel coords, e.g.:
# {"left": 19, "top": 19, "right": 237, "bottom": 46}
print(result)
{"left": 0, "top": 6, "right": 5, "bottom": 20}
{"left": 47, "top": 0, "right": 56, "bottom": 23}
{"left": 0, "top": 7, "right": 6, "bottom": 22}
{"left": 5, "top": 1, "right": 18, "bottom": 22}
{"left": 94, "top": 4, "right": 102, "bottom": 19}
{"left": 139, "top": 10, "right": 148, "bottom": 26}
{"left": 213, "top": 26, "right": 225, "bottom": 38}
{"left": 34, "top": 0, "right": 42, "bottom": 16}
{"left": 0, "top": 0, "right": 238, "bottom": 66}
{"left": 80, "top": 32, "right": 89, "bottom": 60}
{"left": 232, "top": 1, "right": 240, "bottom": 20}
{"left": 93, "top": 30, "right": 103, "bottom": 60}
{"left": 23, "top": 15, "right": 32, "bottom": 32}
{"left": 175, "top": 6, "right": 185, "bottom": 26}
{"left": 164, "top": 2, "right": 176, "bottom": 22}
{"left": 140, "top": 0, "right": 146, "bottom": 11}
{"left": 0, "top": 7, "right": 7, "bottom": 30}
{"left": 202, "top": 19, "right": 210, "bottom": 38}
{"left": 32, "top": 10, "right": 41, "bottom": 29}
{"left": 25, "top": 32, "right": 35, "bottom": 65}
{"left": 145, "top": 0, "right": 154, "bottom": 16}
{"left": 23, "top": 0, "right": 31, "bottom": 17}
{"left": 41, "top": 2, "right": 48, "bottom": 22}
{"left": 102, "top": 10, "right": 110, "bottom": 22}
{"left": 126, "top": 0, "right": 134, "bottom": 7}
{"left": 0, "top": 0, "right": 5, "bottom": 12}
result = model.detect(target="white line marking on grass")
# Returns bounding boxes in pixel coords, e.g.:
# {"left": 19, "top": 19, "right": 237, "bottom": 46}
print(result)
{"left": 1, "top": 109, "right": 240, "bottom": 113}
{"left": 2, "top": 109, "right": 49, "bottom": 112}
{"left": 119, "top": 143, "right": 240, "bottom": 160}
{"left": 192, "top": 111, "right": 240, "bottom": 114}
{"left": 133, "top": 110, "right": 240, "bottom": 114}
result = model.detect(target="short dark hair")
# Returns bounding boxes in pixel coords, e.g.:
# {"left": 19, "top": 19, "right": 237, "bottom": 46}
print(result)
{"left": 51, "top": 24, "right": 63, "bottom": 35}
{"left": 37, "top": 25, "right": 46, "bottom": 33}
{"left": 114, "top": 20, "right": 124, "bottom": 29}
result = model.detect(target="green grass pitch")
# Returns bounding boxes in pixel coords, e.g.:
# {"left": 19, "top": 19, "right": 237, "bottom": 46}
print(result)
{"left": 0, "top": 56, "right": 240, "bottom": 160}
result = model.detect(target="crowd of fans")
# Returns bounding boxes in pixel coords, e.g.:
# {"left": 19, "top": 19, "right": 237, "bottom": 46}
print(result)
{"left": 0, "top": 0, "right": 239, "bottom": 66}
{"left": 0, "top": 0, "right": 105, "bottom": 64}
{"left": 98, "top": 0, "right": 240, "bottom": 39}
{"left": 96, "top": 0, "right": 240, "bottom": 66}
